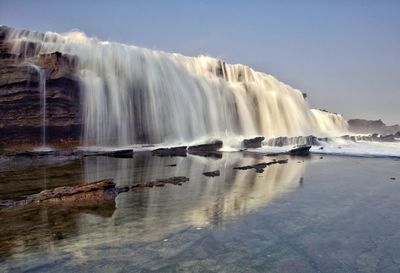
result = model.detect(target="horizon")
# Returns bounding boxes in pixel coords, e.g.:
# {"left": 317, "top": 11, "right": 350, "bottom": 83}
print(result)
{"left": 1, "top": 0, "right": 399, "bottom": 125}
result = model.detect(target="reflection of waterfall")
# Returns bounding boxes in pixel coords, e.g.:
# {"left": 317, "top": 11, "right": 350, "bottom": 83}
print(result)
{"left": 5, "top": 27, "right": 348, "bottom": 147}
{"left": 83, "top": 153, "right": 306, "bottom": 231}
{"left": 25, "top": 63, "right": 48, "bottom": 149}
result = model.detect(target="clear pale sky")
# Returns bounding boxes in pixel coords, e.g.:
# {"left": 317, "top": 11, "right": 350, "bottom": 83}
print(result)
{"left": 1, "top": 0, "right": 399, "bottom": 124}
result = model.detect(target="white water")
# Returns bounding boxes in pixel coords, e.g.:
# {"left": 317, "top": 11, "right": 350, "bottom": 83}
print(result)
{"left": 24, "top": 63, "right": 49, "bottom": 150}
{"left": 5, "top": 27, "right": 348, "bottom": 147}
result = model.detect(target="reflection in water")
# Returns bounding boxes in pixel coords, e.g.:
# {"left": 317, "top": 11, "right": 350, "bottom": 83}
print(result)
{"left": 0, "top": 152, "right": 306, "bottom": 261}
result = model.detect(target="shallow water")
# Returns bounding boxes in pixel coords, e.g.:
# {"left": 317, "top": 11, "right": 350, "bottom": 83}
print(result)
{"left": 0, "top": 153, "right": 399, "bottom": 272}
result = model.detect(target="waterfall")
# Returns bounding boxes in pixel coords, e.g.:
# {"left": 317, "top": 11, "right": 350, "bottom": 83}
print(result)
{"left": 25, "top": 63, "right": 48, "bottom": 149}
{"left": 4, "top": 27, "right": 348, "bottom": 147}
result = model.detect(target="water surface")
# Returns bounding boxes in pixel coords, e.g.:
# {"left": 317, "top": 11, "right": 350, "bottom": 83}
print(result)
{"left": 0, "top": 153, "right": 399, "bottom": 272}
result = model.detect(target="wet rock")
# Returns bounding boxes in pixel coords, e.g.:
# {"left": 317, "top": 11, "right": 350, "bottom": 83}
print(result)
{"left": 187, "top": 140, "right": 223, "bottom": 158}
{"left": 188, "top": 140, "right": 223, "bottom": 152}
{"left": 203, "top": 170, "right": 220, "bottom": 177}
{"left": 234, "top": 159, "right": 288, "bottom": 173}
{"left": 115, "top": 186, "right": 130, "bottom": 193}
{"left": 82, "top": 149, "right": 134, "bottom": 158}
{"left": 341, "top": 135, "right": 357, "bottom": 142}
{"left": 131, "top": 176, "right": 190, "bottom": 189}
{"left": 0, "top": 179, "right": 117, "bottom": 209}
{"left": 152, "top": 146, "right": 187, "bottom": 157}
{"left": 355, "top": 134, "right": 397, "bottom": 142}
{"left": 289, "top": 145, "right": 311, "bottom": 156}
{"left": 243, "top": 137, "right": 265, "bottom": 148}
{"left": 266, "top": 135, "right": 320, "bottom": 147}
{"left": 106, "top": 149, "right": 134, "bottom": 158}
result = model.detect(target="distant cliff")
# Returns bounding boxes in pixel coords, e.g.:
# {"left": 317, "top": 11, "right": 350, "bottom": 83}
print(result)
{"left": 0, "top": 26, "right": 81, "bottom": 149}
{"left": 348, "top": 119, "right": 400, "bottom": 135}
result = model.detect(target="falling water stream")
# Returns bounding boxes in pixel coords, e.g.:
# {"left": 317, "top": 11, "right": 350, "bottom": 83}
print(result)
{"left": 27, "top": 63, "right": 48, "bottom": 150}
{"left": 5, "top": 27, "right": 348, "bottom": 148}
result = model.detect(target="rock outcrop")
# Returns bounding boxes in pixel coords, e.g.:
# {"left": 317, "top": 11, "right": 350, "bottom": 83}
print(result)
{"left": 266, "top": 135, "right": 320, "bottom": 147}
{"left": 348, "top": 119, "right": 400, "bottom": 135}
{"left": 0, "top": 26, "right": 81, "bottom": 149}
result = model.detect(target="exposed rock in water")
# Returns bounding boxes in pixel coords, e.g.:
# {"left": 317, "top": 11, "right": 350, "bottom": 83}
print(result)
{"left": 289, "top": 145, "right": 311, "bottom": 156}
{"left": 348, "top": 119, "right": 400, "bottom": 135}
{"left": 243, "top": 137, "right": 265, "bottom": 148}
{"left": 131, "top": 176, "right": 190, "bottom": 188}
{"left": 266, "top": 135, "right": 320, "bottom": 147}
{"left": 0, "top": 179, "right": 118, "bottom": 209}
{"left": 152, "top": 146, "right": 187, "bottom": 157}
{"left": 0, "top": 26, "right": 81, "bottom": 148}
{"left": 354, "top": 133, "right": 398, "bottom": 142}
{"left": 188, "top": 140, "right": 223, "bottom": 158}
{"left": 234, "top": 159, "right": 288, "bottom": 173}
{"left": 79, "top": 149, "right": 134, "bottom": 158}
{"left": 203, "top": 170, "right": 220, "bottom": 177}
{"left": 188, "top": 140, "right": 223, "bottom": 152}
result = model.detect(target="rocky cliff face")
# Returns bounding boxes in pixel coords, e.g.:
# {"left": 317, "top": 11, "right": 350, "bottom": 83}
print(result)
{"left": 348, "top": 119, "right": 400, "bottom": 135}
{"left": 0, "top": 26, "right": 81, "bottom": 149}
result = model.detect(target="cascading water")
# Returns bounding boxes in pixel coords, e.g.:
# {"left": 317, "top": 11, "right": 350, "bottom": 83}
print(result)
{"left": 25, "top": 63, "right": 48, "bottom": 150}
{"left": 3, "top": 27, "right": 348, "bottom": 147}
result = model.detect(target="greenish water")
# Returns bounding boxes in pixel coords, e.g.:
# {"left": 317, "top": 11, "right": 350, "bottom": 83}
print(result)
{"left": 0, "top": 153, "right": 399, "bottom": 272}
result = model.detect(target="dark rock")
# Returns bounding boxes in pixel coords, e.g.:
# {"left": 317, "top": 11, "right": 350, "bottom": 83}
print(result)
{"left": 115, "top": 186, "right": 130, "bottom": 193}
{"left": 152, "top": 146, "right": 187, "bottom": 157}
{"left": 106, "top": 149, "right": 134, "bottom": 158}
{"left": 390, "top": 177, "right": 396, "bottom": 180}
{"left": 166, "top": 164, "right": 177, "bottom": 167}
{"left": 131, "top": 176, "right": 190, "bottom": 189}
{"left": 243, "top": 137, "right": 265, "bottom": 148}
{"left": 289, "top": 145, "right": 311, "bottom": 156}
{"left": 234, "top": 159, "right": 288, "bottom": 172}
{"left": 203, "top": 170, "right": 220, "bottom": 177}
{"left": 188, "top": 140, "right": 223, "bottom": 152}
{"left": 82, "top": 149, "right": 134, "bottom": 158}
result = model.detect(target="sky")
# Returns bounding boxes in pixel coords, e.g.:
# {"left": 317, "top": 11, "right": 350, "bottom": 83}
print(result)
{"left": 1, "top": 0, "right": 399, "bottom": 124}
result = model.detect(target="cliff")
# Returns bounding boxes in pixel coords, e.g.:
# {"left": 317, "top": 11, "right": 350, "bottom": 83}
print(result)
{"left": 0, "top": 26, "right": 81, "bottom": 149}
{"left": 348, "top": 119, "right": 400, "bottom": 135}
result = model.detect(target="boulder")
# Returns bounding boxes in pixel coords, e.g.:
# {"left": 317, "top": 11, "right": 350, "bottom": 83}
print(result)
{"left": 289, "top": 145, "right": 311, "bottom": 156}
{"left": 243, "top": 137, "right": 265, "bottom": 148}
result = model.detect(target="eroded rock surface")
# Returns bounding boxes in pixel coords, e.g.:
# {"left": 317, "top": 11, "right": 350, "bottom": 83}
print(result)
{"left": 0, "top": 26, "right": 81, "bottom": 149}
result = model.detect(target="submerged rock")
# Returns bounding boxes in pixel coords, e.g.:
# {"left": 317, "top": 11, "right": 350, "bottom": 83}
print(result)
{"left": 234, "top": 159, "right": 288, "bottom": 173}
{"left": 131, "top": 176, "right": 190, "bottom": 189}
{"left": 203, "top": 170, "right": 220, "bottom": 177}
{"left": 243, "top": 137, "right": 265, "bottom": 148}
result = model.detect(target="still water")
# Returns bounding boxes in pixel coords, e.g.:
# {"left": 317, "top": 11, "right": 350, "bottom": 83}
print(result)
{"left": 0, "top": 153, "right": 399, "bottom": 272}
